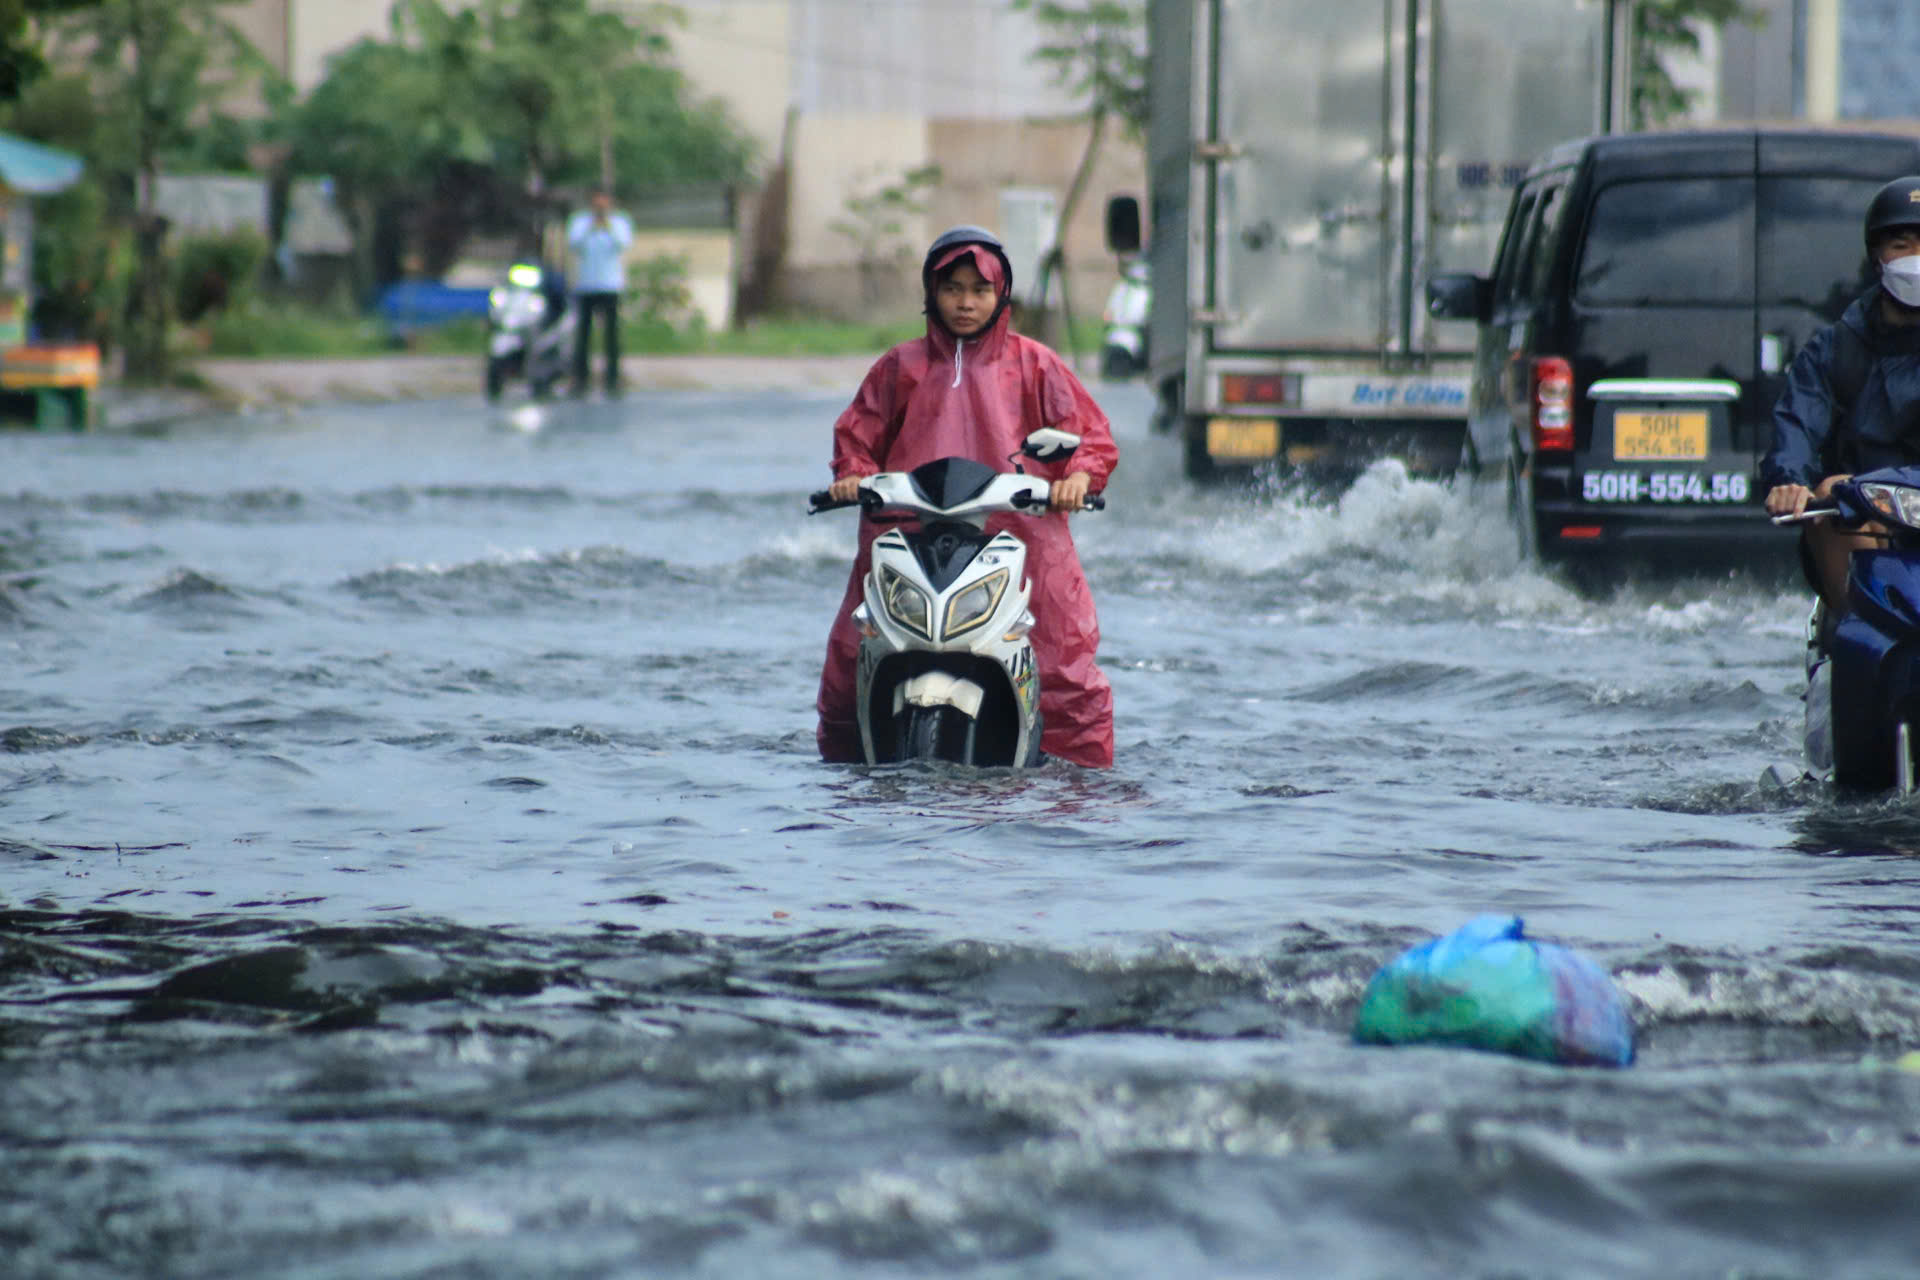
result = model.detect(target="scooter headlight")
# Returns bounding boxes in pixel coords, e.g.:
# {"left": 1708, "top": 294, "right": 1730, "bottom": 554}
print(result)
{"left": 879, "top": 566, "right": 931, "bottom": 638}
{"left": 1857, "top": 482, "right": 1920, "bottom": 530}
{"left": 943, "top": 568, "right": 1009, "bottom": 639}
{"left": 507, "top": 263, "right": 544, "bottom": 288}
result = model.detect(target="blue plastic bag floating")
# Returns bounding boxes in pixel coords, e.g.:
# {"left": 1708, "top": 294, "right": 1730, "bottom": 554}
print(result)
{"left": 1352, "top": 915, "right": 1636, "bottom": 1067}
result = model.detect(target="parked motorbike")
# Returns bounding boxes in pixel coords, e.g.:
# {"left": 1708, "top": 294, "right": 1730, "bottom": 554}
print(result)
{"left": 1099, "top": 257, "right": 1150, "bottom": 380}
{"left": 1774, "top": 464, "right": 1920, "bottom": 791}
{"left": 485, "top": 261, "right": 573, "bottom": 401}
{"left": 808, "top": 429, "right": 1104, "bottom": 767}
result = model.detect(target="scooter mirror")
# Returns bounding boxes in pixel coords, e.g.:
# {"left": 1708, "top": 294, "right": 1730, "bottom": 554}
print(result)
{"left": 1022, "top": 428, "right": 1082, "bottom": 461}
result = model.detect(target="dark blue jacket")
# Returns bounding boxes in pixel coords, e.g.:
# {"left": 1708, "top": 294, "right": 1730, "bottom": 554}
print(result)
{"left": 1763, "top": 287, "right": 1920, "bottom": 490}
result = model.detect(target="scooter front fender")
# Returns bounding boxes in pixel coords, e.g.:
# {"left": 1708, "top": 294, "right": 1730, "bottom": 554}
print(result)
{"left": 1828, "top": 610, "right": 1920, "bottom": 790}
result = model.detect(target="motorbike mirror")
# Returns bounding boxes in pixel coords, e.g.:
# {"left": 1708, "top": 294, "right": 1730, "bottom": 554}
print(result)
{"left": 1105, "top": 195, "right": 1141, "bottom": 255}
{"left": 1022, "top": 428, "right": 1082, "bottom": 461}
{"left": 1426, "top": 272, "right": 1491, "bottom": 324}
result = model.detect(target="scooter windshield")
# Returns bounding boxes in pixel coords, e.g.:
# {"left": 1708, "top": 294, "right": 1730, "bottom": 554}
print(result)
{"left": 907, "top": 457, "right": 1000, "bottom": 510}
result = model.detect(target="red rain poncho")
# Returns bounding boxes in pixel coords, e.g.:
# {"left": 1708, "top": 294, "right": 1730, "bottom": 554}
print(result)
{"left": 815, "top": 244, "right": 1119, "bottom": 767}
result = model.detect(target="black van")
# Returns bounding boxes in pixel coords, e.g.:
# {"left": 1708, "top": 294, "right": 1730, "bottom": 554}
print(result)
{"left": 1428, "top": 127, "right": 1920, "bottom": 567}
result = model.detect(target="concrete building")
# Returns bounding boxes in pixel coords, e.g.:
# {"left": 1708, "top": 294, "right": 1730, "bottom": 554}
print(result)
{"left": 1713, "top": 0, "right": 1920, "bottom": 125}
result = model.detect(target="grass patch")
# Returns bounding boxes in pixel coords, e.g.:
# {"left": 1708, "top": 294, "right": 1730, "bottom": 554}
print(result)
{"left": 201, "top": 301, "right": 389, "bottom": 357}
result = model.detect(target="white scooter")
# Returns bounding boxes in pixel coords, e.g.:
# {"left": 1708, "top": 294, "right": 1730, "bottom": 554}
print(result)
{"left": 485, "top": 262, "right": 574, "bottom": 401}
{"left": 809, "top": 430, "right": 1104, "bottom": 767}
{"left": 1099, "top": 257, "right": 1150, "bottom": 380}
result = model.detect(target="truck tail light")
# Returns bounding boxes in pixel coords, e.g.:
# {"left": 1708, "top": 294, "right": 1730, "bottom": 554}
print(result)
{"left": 1221, "top": 373, "right": 1299, "bottom": 406}
{"left": 1531, "top": 356, "right": 1574, "bottom": 452}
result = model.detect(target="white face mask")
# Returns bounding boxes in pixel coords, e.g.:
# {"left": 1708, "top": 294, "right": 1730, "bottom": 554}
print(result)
{"left": 1884, "top": 254, "right": 1920, "bottom": 307}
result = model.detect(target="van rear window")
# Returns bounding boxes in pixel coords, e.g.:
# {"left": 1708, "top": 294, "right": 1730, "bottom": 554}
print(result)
{"left": 1760, "top": 176, "right": 1885, "bottom": 319}
{"left": 1575, "top": 178, "right": 1754, "bottom": 306}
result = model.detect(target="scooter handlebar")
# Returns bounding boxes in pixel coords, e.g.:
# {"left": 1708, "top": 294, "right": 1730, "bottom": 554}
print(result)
{"left": 810, "top": 484, "right": 1106, "bottom": 515}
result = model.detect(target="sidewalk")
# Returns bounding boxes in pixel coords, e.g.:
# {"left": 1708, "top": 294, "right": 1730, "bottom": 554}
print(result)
{"left": 90, "top": 352, "right": 884, "bottom": 428}
{"left": 193, "top": 353, "right": 879, "bottom": 407}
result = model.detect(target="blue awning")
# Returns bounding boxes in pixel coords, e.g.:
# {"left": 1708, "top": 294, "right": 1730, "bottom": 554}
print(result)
{"left": 0, "top": 131, "right": 82, "bottom": 195}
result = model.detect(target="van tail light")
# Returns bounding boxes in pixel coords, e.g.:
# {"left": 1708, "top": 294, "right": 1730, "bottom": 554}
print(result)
{"left": 1531, "top": 356, "right": 1574, "bottom": 452}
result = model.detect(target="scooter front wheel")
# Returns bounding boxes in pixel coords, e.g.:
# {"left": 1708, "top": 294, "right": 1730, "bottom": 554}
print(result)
{"left": 900, "top": 706, "right": 953, "bottom": 763}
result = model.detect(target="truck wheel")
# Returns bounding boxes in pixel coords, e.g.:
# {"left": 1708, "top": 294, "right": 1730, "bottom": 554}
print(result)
{"left": 1183, "top": 415, "right": 1215, "bottom": 481}
{"left": 1505, "top": 450, "right": 1538, "bottom": 563}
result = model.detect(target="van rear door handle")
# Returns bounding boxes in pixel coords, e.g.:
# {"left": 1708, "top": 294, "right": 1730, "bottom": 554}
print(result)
{"left": 1760, "top": 332, "right": 1791, "bottom": 374}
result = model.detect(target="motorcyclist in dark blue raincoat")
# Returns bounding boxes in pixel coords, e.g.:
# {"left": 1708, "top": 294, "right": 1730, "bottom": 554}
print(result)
{"left": 1764, "top": 176, "right": 1920, "bottom": 615}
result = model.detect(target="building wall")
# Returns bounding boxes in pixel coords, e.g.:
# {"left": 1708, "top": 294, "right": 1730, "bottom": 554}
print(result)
{"left": 929, "top": 117, "right": 1145, "bottom": 320}
{"left": 1717, "top": 0, "right": 1800, "bottom": 120}
{"left": 1840, "top": 0, "right": 1920, "bottom": 119}
{"left": 784, "top": 0, "right": 1080, "bottom": 119}
{"left": 289, "top": 0, "right": 394, "bottom": 92}
{"left": 225, "top": 0, "right": 291, "bottom": 91}
{"left": 645, "top": 0, "right": 792, "bottom": 162}
{"left": 776, "top": 112, "right": 933, "bottom": 313}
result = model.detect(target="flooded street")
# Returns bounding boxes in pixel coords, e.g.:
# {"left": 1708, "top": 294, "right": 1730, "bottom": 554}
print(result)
{"left": 5, "top": 382, "right": 1920, "bottom": 1278}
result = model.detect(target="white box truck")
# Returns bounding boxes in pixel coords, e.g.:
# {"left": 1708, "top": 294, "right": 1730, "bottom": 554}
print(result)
{"left": 1111, "top": 0, "right": 1631, "bottom": 478}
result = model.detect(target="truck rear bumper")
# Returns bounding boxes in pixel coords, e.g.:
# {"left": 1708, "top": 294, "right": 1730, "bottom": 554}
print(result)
{"left": 1191, "top": 415, "right": 1464, "bottom": 478}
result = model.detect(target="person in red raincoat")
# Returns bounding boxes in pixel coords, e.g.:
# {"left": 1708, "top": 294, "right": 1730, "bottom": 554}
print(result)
{"left": 816, "top": 226, "right": 1120, "bottom": 767}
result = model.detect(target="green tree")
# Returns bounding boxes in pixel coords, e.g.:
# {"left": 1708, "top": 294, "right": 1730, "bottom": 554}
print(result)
{"left": 1009, "top": 0, "right": 1146, "bottom": 354}
{"left": 285, "top": 37, "right": 466, "bottom": 297}
{"left": 45, "top": 0, "right": 278, "bottom": 381}
{"left": 1633, "top": 0, "right": 1763, "bottom": 128}
{"left": 294, "top": 0, "right": 753, "bottom": 295}
{"left": 0, "top": 0, "right": 98, "bottom": 102}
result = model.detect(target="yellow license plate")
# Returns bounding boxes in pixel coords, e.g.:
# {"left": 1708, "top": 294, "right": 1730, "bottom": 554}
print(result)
{"left": 1613, "top": 410, "right": 1708, "bottom": 461}
{"left": 1207, "top": 417, "right": 1279, "bottom": 460}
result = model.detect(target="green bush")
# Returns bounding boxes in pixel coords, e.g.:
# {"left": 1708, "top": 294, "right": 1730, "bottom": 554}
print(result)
{"left": 173, "top": 230, "right": 269, "bottom": 324}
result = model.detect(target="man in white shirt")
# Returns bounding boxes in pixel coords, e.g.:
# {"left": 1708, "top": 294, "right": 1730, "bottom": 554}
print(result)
{"left": 565, "top": 188, "right": 634, "bottom": 395}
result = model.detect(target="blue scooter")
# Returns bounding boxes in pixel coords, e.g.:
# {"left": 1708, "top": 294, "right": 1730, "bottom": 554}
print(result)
{"left": 1775, "top": 464, "right": 1920, "bottom": 792}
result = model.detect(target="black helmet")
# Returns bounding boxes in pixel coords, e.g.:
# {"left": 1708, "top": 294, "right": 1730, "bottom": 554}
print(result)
{"left": 1865, "top": 176, "right": 1920, "bottom": 252}
{"left": 921, "top": 225, "right": 1014, "bottom": 297}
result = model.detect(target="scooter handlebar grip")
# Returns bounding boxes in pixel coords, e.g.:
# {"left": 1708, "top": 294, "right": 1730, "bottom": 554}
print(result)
{"left": 1085, "top": 494, "right": 1106, "bottom": 511}
{"left": 808, "top": 491, "right": 855, "bottom": 513}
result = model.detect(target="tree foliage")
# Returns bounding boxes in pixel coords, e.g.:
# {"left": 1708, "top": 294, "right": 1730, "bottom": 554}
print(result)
{"left": 1007, "top": 0, "right": 1147, "bottom": 352}
{"left": 1633, "top": 0, "right": 1763, "bottom": 128}
{"left": 289, "top": 0, "right": 753, "bottom": 294}
{"left": 36, "top": 0, "right": 276, "bottom": 381}
{"left": 1010, "top": 0, "right": 1147, "bottom": 140}
{"left": 0, "top": 0, "right": 97, "bottom": 102}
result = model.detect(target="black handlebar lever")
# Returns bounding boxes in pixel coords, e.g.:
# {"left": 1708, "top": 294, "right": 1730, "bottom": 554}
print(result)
{"left": 1770, "top": 504, "right": 1838, "bottom": 526}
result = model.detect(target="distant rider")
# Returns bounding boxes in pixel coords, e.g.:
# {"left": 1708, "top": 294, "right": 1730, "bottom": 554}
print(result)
{"left": 1763, "top": 175, "right": 1920, "bottom": 616}
{"left": 815, "top": 226, "right": 1120, "bottom": 767}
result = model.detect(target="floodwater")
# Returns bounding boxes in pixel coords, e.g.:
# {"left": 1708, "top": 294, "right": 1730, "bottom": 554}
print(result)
{"left": 3, "top": 383, "right": 1919, "bottom": 1279}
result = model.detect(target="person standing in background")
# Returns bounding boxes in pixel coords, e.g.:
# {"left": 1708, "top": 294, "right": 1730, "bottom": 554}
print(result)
{"left": 566, "top": 188, "right": 633, "bottom": 396}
